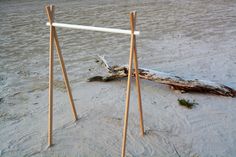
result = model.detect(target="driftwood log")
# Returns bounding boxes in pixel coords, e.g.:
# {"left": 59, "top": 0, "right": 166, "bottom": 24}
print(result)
{"left": 88, "top": 56, "right": 236, "bottom": 97}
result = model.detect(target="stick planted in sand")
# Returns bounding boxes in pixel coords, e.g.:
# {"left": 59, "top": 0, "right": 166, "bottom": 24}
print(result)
{"left": 53, "top": 28, "right": 78, "bottom": 121}
{"left": 45, "top": 5, "right": 78, "bottom": 147}
{"left": 132, "top": 12, "right": 144, "bottom": 136}
{"left": 121, "top": 11, "right": 144, "bottom": 157}
{"left": 45, "top": 5, "right": 54, "bottom": 147}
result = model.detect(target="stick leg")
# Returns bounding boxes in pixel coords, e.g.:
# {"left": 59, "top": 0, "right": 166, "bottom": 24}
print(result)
{"left": 121, "top": 12, "right": 135, "bottom": 157}
{"left": 46, "top": 5, "right": 54, "bottom": 147}
{"left": 133, "top": 35, "right": 144, "bottom": 136}
{"left": 53, "top": 29, "right": 78, "bottom": 121}
{"left": 132, "top": 12, "right": 144, "bottom": 136}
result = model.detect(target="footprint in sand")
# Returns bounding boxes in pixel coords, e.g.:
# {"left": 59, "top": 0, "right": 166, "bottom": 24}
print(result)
{"left": 0, "top": 75, "right": 7, "bottom": 86}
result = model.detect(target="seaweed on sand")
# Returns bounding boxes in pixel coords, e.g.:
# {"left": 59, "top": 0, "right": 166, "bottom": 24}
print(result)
{"left": 178, "top": 99, "right": 198, "bottom": 109}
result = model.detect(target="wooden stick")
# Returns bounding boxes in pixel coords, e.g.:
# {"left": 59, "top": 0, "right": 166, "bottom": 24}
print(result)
{"left": 53, "top": 29, "right": 78, "bottom": 121}
{"left": 46, "top": 22, "right": 140, "bottom": 35}
{"left": 45, "top": 5, "right": 54, "bottom": 147}
{"left": 132, "top": 12, "right": 144, "bottom": 136}
{"left": 121, "top": 11, "right": 135, "bottom": 157}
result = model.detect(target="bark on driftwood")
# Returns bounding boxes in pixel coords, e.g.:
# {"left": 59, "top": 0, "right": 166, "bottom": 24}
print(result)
{"left": 88, "top": 56, "right": 236, "bottom": 97}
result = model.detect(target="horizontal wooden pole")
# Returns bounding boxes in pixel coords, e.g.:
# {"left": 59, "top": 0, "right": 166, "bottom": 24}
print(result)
{"left": 46, "top": 22, "right": 140, "bottom": 35}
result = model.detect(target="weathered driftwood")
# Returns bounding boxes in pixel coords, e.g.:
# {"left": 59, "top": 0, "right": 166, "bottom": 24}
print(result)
{"left": 88, "top": 56, "right": 236, "bottom": 97}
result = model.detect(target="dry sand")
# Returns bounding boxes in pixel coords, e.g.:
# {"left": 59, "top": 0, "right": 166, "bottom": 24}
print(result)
{"left": 0, "top": 0, "right": 236, "bottom": 157}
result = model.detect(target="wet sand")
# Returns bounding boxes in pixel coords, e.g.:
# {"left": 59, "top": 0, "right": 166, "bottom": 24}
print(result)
{"left": 0, "top": 0, "right": 236, "bottom": 156}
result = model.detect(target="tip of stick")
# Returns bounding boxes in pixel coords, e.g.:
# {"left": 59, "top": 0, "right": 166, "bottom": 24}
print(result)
{"left": 45, "top": 5, "right": 54, "bottom": 10}
{"left": 47, "top": 143, "right": 54, "bottom": 149}
{"left": 50, "top": 5, "right": 55, "bottom": 10}
{"left": 130, "top": 11, "right": 136, "bottom": 14}
{"left": 45, "top": 5, "right": 50, "bottom": 10}
{"left": 74, "top": 117, "right": 79, "bottom": 122}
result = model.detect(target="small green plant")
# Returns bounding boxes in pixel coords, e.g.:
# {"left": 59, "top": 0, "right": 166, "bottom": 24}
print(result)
{"left": 178, "top": 99, "right": 198, "bottom": 109}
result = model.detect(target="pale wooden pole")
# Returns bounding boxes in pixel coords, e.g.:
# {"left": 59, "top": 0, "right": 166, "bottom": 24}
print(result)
{"left": 46, "top": 22, "right": 140, "bottom": 35}
{"left": 121, "top": 11, "right": 135, "bottom": 157}
{"left": 132, "top": 12, "right": 144, "bottom": 136}
{"left": 53, "top": 29, "right": 78, "bottom": 121}
{"left": 45, "top": 5, "right": 54, "bottom": 147}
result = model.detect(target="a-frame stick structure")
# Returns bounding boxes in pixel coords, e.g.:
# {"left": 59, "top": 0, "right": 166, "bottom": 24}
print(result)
{"left": 45, "top": 5, "right": 144, "bottom": 156}
{"left": 121, "top": 11, "right": 144, "bottom": 157}
{"left": 45, "top": 5, "right": 78, "bottom": 147}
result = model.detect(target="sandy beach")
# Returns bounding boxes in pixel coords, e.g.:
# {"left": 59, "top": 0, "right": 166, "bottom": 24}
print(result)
{"left": 0, "top": 0, "right": 236, "bottom": 156}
